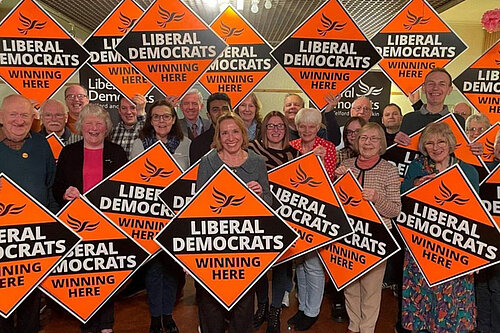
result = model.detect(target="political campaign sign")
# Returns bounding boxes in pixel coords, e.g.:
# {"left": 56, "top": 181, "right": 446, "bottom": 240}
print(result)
{"left": 395, "top": 165, "right": 500, "bottom": 286}
{"left": 156, "top": 165, "right": 297, "bottom": 310}
{"left": 198, "top": 5, "right": 276, "bottom": 109}
{"left": 0, "top": 173, "right": 80, "bottom": 318}
{"left": 40, "top": 197, "right": 148, "bottom": 322}
{"left": 45, "top": 132, "right": 64, "bottom": 163}
{"left": 383, "top": 137, "right": 421, "bottom": 181}
{"left": 115, "top": 0, "right": 227, "bottom": 100}
{"left": 332, "top": 71, "right": 391, "bottom": 126}
{"left": 472, "top": 122, "right": 499, "bottom": 165}
{"left": 480, "top": 163, "right": 500, "bottom": 227}
{"left": 271, "top": 0, "right": 381, "bottom": 110}
{"left": 0, "top": 0, "right": 89, "bottom": 106}
{"left": 159, "top": 160, "right": 200, "bottom": 214}
{"left": 83, "top": 0, "right": 155, "bottom": 103}
{"left": 268, "top": 153, "right": 352, "bottom": 263}
{"left": 372, "top": 0, "right": 467, "bottom": 96}
{"left": 319, "top": 171, "right": 400, "bottom": 290}
{"left": 85, "top": 142, "right": 183, "bottom": 254}
{"left": 453, "top": 39, "right": 500, "bottom": 124}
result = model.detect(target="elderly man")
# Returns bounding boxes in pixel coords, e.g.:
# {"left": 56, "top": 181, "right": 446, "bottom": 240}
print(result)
{"left": 381, "top": 103, "right": 403, "bottom": 146}
{"left": 189, "top": 92, "right": 231, "bottom": 164}
{"left": 39, "top": 99, "right": 71, "bottom": 144}
{"left": 179, "top": 89, "right": 211, "bottom": 140}
{"left": 64, "top": 84, "right": 89, "bottom": 134}
{"left": 0, "top": 94, "right": 57, "bottom": 333}
{"left": 454, "top": 102, "right": 473, "bottom": 120}
{"left": 109, "top": 94, "right": 146, "bottom": 159}
{"left": 350, "top": 96, "right": 373, "bottom": 122}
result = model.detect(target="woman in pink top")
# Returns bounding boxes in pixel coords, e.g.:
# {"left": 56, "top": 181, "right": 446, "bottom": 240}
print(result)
{"left": 53, "top": 104, "right": 127, "bottom": 333}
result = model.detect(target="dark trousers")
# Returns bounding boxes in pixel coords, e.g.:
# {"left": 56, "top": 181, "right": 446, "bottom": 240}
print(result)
{"left": 256, "top": 261, "right": 293, "bottom": 307}
{"left": 81, "top": 300, "right": 114, "bottom": 333}
{"left": 197, "top": 284, "right": 253, "bottom": 333}
{"left": 145, "top": 253, "right": 180, "bottom": 317}
{"left": 476, "top": 264, "right": 500, "bottom": 333}
{"left": 0, "top": 290, "right": 40, "bottom": 333}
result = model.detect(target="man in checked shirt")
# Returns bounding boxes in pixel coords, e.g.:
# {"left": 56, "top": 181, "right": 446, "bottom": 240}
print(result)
{"left": 109, "top": 94, "right": 146, "bottom": 158}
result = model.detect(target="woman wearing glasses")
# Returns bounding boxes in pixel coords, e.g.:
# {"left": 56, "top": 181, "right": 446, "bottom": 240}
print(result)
{"left": 400, "top": 122, "right": 478, "bottom": 333}
{"left": 131, "top": 100, "right": 190, "bottom": 333}
{"left": 335, "top": 123, "right": 401, "bottom": 333}
{"left": 248, "top": 111, "right": 299, "bottom": 333}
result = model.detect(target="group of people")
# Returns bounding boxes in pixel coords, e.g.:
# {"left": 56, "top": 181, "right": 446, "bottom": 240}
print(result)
{"left": 0, "top": 66, "right": 498, "bottom": 333}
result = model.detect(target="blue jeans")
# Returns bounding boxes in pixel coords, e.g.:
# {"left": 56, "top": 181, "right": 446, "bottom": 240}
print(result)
{"left": 296, "top": 252, "right": 324, "bottom": 317}
{"left": 256, "top": 260, "right": 293, "bottom": 307}
{"left": 476, "top": 264, "right": 500, "bottom": 333}
{"left": 145, "top": 254, "right": 179, "bottom": 317}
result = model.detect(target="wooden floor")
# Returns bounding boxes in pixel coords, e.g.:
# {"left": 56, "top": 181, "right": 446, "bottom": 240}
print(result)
{"left": 40, "top": 276, "right": 398, "bottom": 332}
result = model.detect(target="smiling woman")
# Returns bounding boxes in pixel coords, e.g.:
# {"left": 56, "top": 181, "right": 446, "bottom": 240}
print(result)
{"left": 235, "top": 92, "right": 262, "bottom": 141}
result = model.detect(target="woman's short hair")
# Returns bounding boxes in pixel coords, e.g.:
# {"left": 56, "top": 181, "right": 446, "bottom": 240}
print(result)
{"left": 139, "top": 99, "right": 183, "bottom": 140}
{"left": 236, "top": 92, "right": 262, "bottom": 124}
{"left": 76, "top": 103, "right": 113, "bottom": 136}
{"left": 343, "top": 116, "right": 367, "bottom": 148}
{"left": 465, "top": 113, "right": 491, "bottom": 131}
{"left": 294, "top": 108, "right": 322, "bottom": 127}
{"left": 418, "top": 122, "right": 456, "bottom": 156}
{"left": 260, "top": 111, "right": 290, "bottom": 149}
{"left": 212, "top": 112, "right": 249, "bottom": 151}
{"left": 353, "top": 122, "right": 387, "bottom": 155}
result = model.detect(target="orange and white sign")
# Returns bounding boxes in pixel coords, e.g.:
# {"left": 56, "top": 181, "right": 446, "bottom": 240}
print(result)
{"left": 372, "top": 0, "right": 467, "bottom": 96}
{"left": 268, "top": 153, "right": 352, "bottom": 263}
{"left": 83, "top": 0, "right": 154, "bottom": 102}
{"left": 156, "top": 166, "right": 297, "bottom": 310}
{"left": 115, "top": 0, "right": 227, "bottom": 100}
{"left": 319, "top": 171, "right": 400, "bottom": 290}
{"left": 454, "top": 40, "right": 500, "bottom": 124}
{"left": 85, "top": 142, "right": 183, "bottom": 254}
{"left": 159, "top": 160, "right": 200, "bottom": 214}
{"left": 480, "top": 163, "right": 500, "bottom": 227}
{"left": 0, "top": 0, "right": 89, "bottom": 106}
{"left": 40, "top": 197, "right": 148, "bottom": 322}
{"left": 396, "top": 165, "right": 500, "bottom": 286}
{"left": 45, "top": 132, "right": 64, "bottom": 163}
{"left": 472, "top": 122, "right": 499, "bottom": 165}
{"left": 0, "top": 174, "right": 80, "bottom": 318}
{"left": 271, "top": 0, "right": 381, "bottom": 110}
{"left": 198, "top": 5, "right": 276, "bottom": 109}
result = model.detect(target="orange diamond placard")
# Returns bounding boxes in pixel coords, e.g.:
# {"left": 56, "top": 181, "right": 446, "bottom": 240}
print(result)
{"left": 472, "top": 123, "right": 499, "bottom": 165}
{"left": 480, "top": 163, "right": 500, "bottom": 227}
{"left": 0, "top": 0, "right": 89, "bottom": 106}
{"left": 85, "top": 142, "right": 183, "bottom": 254}
{"left": 454, "top": 40, "right": 500, "bottom": 124}
{"left": 40, "top": 197, "right": 148, "bottom": 322}
{"left": 0, "top": 174, "right": 80, "bottom": 318}
{"left": 83, "top": 0, "right": 154, "bottom": 102}
{"left": 395, "top": 165, "right": 500, "bottom": 286}
{"left": 319, "top": 171, "right": 400, "bottom": 290}
{"left": 198, "top": 5, "right": 276, "bottom": 109}
{"left": 159, "top": 160, "right": 200, "bottom": 214}
{"left": 115, "top": 0, "right": 227, "bottom": 100}
{"left": 45, "top": 132, "right": 64, "bottom": 163}
{"left": 372, "top": 0, "right": 467, "bottom": 96}
{"left": 156, "top": 166, "right": 297, "bottom": 310}
{"left": 268, "top": 153, "right": 352, "bottom": 263}
{"left": 271, "top": 0, "right": 381, "bottom": 110}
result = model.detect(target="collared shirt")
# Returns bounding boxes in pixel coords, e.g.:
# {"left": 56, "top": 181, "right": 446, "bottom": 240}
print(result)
{"left": 40, "top": 127, "right": 72, "bottom": 145}
{"left": 0, "top": 126, "right": 30, "bottom": 150}
{"left": 186, "top": 117, "right": 203, "bottom": 137}
{"left": 109, "top": 115, "right": 146, "bottom": 159}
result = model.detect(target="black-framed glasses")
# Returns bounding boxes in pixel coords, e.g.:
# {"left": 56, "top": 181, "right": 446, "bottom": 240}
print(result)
{"left": 266, "top": 123, "right": 285, "bottom": 130}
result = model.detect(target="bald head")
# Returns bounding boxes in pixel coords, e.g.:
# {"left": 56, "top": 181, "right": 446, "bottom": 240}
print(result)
{"left": 350, "top": 97, "right": 372, "bottom": 121}
{"left": 0, "top": 94, "right": 34, "bottom": 142}
{"left": 453, "top": 102, "right": 472, "bottom": 120}
{"left": 40, "top": 99, "right": 68, "bottom": 136}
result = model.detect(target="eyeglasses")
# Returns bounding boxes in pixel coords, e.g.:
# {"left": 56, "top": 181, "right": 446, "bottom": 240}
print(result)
{"left": 466, "top": 127, "right": 486, "bottom": 133}
{"left": 352, "top": 106, "right": 372, "bottom": 112}
{"left": 424, "top": 140, "right": 448, "bottom": 148}
{"left": 346, "top": 129, "right": 360, "bottom": 136}
{"left": 152, "top": 114, "right": 173, "bottom": 121}
{"left": 266, "top": 123, "right": 285, "bottom": 130}
{"left": 359, "top": 135, "right": 381, "bottom": 142}
{"left": 65, "top": 94, "right": 87, "bottom": 99}
{"left": 42, "top": 113, "right": 65, "bottom": 119}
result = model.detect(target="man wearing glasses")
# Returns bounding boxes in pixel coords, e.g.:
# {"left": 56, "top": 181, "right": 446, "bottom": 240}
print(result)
{"left": 64, "top": 84, "right": 89, "bottom": 134}
{"left": 39, "top": 99, "right": 71, "bottom": 144}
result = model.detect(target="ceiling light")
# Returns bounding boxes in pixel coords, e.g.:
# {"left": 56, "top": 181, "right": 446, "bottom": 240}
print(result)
{"left": 264, "top": 0, "right": 272, "bottom": 9}
{"left": 251, "top": 0, "right": 259, "bottom": 13}
{"left": 236, "top": 0, "right": 244, "bottom": 10}
{"left": 205, "top": 0, "right": 218, "bottom": 7}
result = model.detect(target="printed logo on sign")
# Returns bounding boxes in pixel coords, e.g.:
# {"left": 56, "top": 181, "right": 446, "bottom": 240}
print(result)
{"left": 17, "top": 12, "right": 46, "bottom": 35}
{"left": 210, "top": 188, "right": 245, "bottom": 214}
{"left": 118, "top": 13, "right": 136, "bottom": 33}
{"left": 356, "top": 79, "right": 383, "bottom": 97}
{"left": 434, "top": 181, "right": 469, "bottom": 206}
{"left": 140, "top": 158, "right": 173, "bottom": 182}
{"left": 317, "top": 13, "right": 346, "bottom": 36}
{"left": 219, "top": 21, "right": 243, "bottom": 41}
{"left": 0, "top": 202, "right": 25, "bottom": 216}
{"left": 66, "top": 215, "right": 100, "bottom": 233}
{"left": 156, "top": 6, "right": 184, "bottom": 28}
{"left": 403, "top": 10, "right": 430, "bottom": 30}
{"left": 289, "top": 165, "right": 322, "bottom": 188}
{"left": 338, "top": 187, "right": 361, "bottom": 207}
{"left": 484, "top": 138, "right": 495, "bottom": 160}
